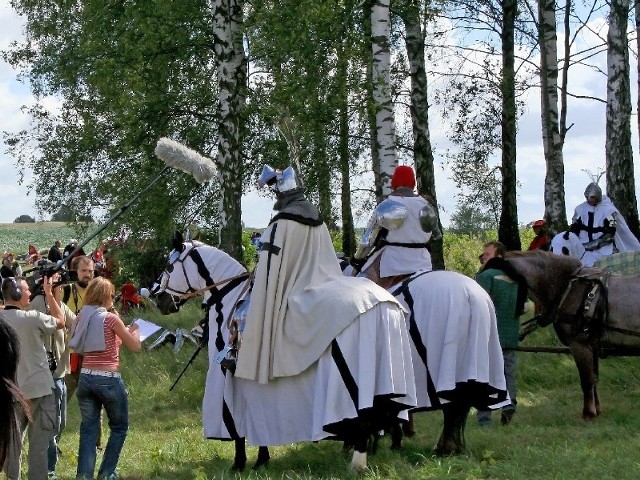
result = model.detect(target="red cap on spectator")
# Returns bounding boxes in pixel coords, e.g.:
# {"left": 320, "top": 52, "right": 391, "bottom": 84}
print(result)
{"left": 533, "top": 219, "right": 545, "bottom": 228}
{"left": 391, "top": 165, "right": 416, "bottom": 190}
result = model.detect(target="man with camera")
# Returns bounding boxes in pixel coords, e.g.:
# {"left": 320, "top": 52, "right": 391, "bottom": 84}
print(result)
{"left": 61, "top": 255, "right": 95, "bottom": 397}
{"left": 1, "top": 274, "right": 64, "bottom": 480}
{"left": 28, "top": 269, "right": 77, "bottom": 479}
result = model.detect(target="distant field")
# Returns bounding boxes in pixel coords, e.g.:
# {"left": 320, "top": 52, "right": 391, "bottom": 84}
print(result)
{"left": 0, "top": 222, "right": 98, "bottom": 255}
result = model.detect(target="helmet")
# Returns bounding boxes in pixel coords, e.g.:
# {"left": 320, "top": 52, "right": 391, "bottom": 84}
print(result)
{"left": 532, "top": 220, "right": 545, "bottom": 228}
{"left": 258, "top": 165, "right": 303, "bottom": 194}
{"left": 584, "top": 183, "right": 602, "bottom": 203}
{"left": 391, "top": 165, "right": 416, "bottom": 190}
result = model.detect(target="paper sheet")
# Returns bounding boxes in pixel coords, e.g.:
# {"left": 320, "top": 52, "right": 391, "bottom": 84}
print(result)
{"left": 131, "top": 318, "right": 163, "bottom": 342}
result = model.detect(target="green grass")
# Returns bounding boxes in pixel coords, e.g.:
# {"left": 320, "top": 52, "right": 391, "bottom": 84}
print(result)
{"left": 0, "top": 222, "right": 98, "bottom": 255}
{"left": 39, "top": 304, "right": 640, "bottom": 480}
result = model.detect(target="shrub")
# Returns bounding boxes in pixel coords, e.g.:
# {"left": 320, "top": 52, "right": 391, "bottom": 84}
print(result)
{"left": 14, "top": 214, "right": 36, "bottom": 223}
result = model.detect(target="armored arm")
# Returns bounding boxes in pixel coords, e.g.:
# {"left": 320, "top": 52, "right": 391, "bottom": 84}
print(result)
{"left": 352, "top": 200, "right": 409, "bottom": 262}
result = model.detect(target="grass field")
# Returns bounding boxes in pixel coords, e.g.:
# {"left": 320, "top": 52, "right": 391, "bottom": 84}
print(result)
{"left": 39, "top": 303, "right": 640, "bottom": 480}
{"left": 0, "top": 222, "right": 98, "bottom": 256}
{"left": 7, "top": 223, "right": 639, "bottom": 479}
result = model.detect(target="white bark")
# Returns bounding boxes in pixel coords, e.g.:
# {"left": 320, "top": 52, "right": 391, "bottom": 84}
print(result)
{"left": 538, "top": 0, "right": 567, "bottom": 229}
{"left": 606, "top": 0, "right": 639, "bottom": 237}
{"left": 371, "top": 0, "right": 397, "bottom": 198}
{"left": 211, "top": 0, "right": 246, "bottom": 258}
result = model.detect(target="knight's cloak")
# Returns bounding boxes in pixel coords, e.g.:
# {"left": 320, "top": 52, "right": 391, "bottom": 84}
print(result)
{"left": 573, "top": 196, "right": 640, "bottom": 254}
{"left": 236, "top": 215, "right": 400, "bottom": 384}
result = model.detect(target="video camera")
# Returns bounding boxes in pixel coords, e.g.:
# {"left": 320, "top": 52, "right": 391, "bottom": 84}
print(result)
{"left": 25, "top": 259, "right": 79, "bottom": 298}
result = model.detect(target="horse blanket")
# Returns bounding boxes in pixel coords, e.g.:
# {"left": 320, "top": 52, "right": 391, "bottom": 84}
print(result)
{"left": 391, "top": 270, "right": 510, "bottom": 410}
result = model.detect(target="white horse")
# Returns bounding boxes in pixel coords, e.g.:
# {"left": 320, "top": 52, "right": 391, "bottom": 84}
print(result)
{"left": 549, "top": 231, "right": 600, "bottom": 267}
{"left": 154, "top": 232, "right": 417, "bottom": 471}
{"left": 379, "top": 269, "right": 510, "bottom": 451}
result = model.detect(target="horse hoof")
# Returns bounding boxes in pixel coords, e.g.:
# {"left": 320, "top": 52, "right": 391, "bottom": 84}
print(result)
{"left": 252, "top": 458, "right": 269, "bottom": 470}
{"left": 581, "top": 412, "right": 598, "bottom": 421}
{"left": 500, "top": 411, "right": 515, "bottom": 425}
{"left": 230, "top": 461, "right": 246, "bottom": 472}
{"left": 350, "top": 451, "right": 368, "bottom": 472}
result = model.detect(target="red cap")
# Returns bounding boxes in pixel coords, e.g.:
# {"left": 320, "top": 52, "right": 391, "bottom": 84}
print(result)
{"left": 391, "top": 165, "right": 416, "bottom": 190}
{"left": 533, "top": 220, "right": 545, "bottom": 228}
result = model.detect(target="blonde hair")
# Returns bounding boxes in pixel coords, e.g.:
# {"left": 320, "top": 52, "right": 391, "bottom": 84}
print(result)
{"left": 84, "top": 277, "right": 115, "bottom": 307}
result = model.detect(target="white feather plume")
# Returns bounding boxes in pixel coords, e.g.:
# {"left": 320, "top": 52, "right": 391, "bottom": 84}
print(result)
{"left": 155, "top": 137, "right": 217, "bottom": 184}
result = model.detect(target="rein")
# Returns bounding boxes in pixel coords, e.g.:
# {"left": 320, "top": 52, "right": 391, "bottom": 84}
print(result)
{"left": 177, "top": 272, "right": 251, "bottom": 301}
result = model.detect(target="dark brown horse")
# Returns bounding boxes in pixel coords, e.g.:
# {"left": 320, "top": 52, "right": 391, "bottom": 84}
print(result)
{"left": 506, "top": 250, "right": 640, "bottom": 419}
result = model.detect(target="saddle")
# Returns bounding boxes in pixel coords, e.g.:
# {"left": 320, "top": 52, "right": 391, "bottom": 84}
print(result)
{"left": 556, "top": 268, "right": 611, "bottom": 335}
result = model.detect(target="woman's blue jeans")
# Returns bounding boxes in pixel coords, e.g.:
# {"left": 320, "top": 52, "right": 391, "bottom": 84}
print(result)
{"left": 76, "top": 373, "right": 129, "bottom": 479}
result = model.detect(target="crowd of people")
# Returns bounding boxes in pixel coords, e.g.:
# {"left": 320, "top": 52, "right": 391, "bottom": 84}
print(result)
{"left": 2, "top": 168, "right": 639, "bottom": 478}
{"left": 0, "top": 243, "right": 147, "bottom": 479}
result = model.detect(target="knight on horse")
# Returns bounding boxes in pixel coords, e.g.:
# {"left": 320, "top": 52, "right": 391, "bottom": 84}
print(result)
{"left": 350, "top": 165, "right": 440, "bottom": 288}
{"left": 566, "top": 182, "right": 640, "bottom": 265}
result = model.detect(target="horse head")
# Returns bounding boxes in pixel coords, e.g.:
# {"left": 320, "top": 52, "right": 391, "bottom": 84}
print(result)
{"left": 506, "top": 250, "right": 582, "bottom": 323}
{"left": 153, "top": 231, "right": 197, "bottom": 315}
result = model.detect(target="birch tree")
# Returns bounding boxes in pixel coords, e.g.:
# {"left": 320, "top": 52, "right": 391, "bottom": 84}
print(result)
{"left": 211, "top": 0, "right": 247, "bottom": 259}
{"left": 396, "top": 0, "right": 444, "bottom": 269}
{"left": 538, "top": 0, "right": 568, "bottom": 232}
{"left": 371, "top": 0, "right": 398, "bottom": 198}
{"left": 605, "top": 0, "right": 640, "bottom": 238}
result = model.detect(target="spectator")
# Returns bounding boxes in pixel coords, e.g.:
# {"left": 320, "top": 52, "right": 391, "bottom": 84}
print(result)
{"left": 68, "top": 277, "right": 141, "bottom": 480}
{"left": 475, "top": 241, "right": 527, "bottom": 426}
{"left": 0, "top": 318, "right": 31, "bottom": 468}
{"left": 63, "top": 239, "right": 86, "bottom": 264}
{"left": 27, "top": 244, "right": 40, "bottom": 264}
{"left": 61, "top": 255, "right": 95, "bottom": 399}
{"left": 28, "top": 276, "right": 76, "bottom": 478}
{"left": 1, "top": 275, "right": 64, "bottom": 480}
{"left": 528, "top": 220, "right": 552, "bottom": 251}
{"left": 47, "top": 240, "right": 63, "bottom": 264}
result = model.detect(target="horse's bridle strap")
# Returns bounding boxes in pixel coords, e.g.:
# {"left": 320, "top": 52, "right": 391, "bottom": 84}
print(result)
{"left": 179, "top": 272, "right": 251, "bottom": 301}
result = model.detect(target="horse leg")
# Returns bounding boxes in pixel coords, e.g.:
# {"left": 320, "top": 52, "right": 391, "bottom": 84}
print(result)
{"left": 569, "top": 341, "right": 599, "bottom": 419}
{"left": 402, "top": 412, "right": 416, "bottom": 438}
{"left": 390, "top": 420, "right": 404, "bottom": 450}
{"left": 350, "top": 427, "right": 370, "bottom": 472}
{"left": 435, "top": 402, "right": 470, "bottom": 456}
{"left": 252, "top": 446, "right": 270, "bottom": 470}
{"left": 593, "top": 355, "right": 601, "bottom": 416}
{"left": 231, "top": 438, "right": 247, "bottom": 472}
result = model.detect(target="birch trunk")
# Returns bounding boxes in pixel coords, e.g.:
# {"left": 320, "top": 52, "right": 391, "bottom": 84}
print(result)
{"left": 211, "top": 0, "right": 247, "bottom": 260}
{"left": 606, "top": 0, "right": 640, "bottom": 238}
{"left": 364, "top": 0, "right": 383, "bottom": 203}
{"left": 371, "top": 0, "right": 397, "bottom": 198}
{"left": 398, "top": 0, "right": 444, "bottom": 269}
{"left": 538, "top": 0, "right": 567, "bottom": 232}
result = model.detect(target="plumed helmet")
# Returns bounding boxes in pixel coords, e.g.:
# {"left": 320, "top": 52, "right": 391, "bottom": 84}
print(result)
{"left": 391, "top": 165, "right": 416, "bottom": 190}
{"left": 584, "top": 182, "right": 602, "bottom": 203}
{"left": 258, "top": 165, "right": 303, "bottom": 194}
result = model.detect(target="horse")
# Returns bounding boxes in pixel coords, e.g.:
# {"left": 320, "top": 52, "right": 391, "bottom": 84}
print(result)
{"left": 153, "top": 233, "right": 418, "bottom": 472}
{"left": 549, "top": 231, "right": 600, "bottom": 267}
{"left": 382, "top": 269, "right": 510, "bottom": 450}
{"left": 155, "top": 234, "right": 510, "bottom": 465}
{"left": 506, "top": 250, "right": 640, "bottom": 419}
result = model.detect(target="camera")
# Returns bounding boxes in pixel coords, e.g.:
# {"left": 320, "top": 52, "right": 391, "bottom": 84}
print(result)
{"left": 25, "top": 259, "right": 79, "bottom": 298}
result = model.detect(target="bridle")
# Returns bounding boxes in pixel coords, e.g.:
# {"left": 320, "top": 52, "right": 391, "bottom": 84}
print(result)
{"left": 157, "top": 244, "right": 250, "bottom": 310}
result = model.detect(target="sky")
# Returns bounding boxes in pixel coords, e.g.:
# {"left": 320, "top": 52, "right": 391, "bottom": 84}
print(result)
{"left": 1, "top": 4, "right": 638, "bottom": 231}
